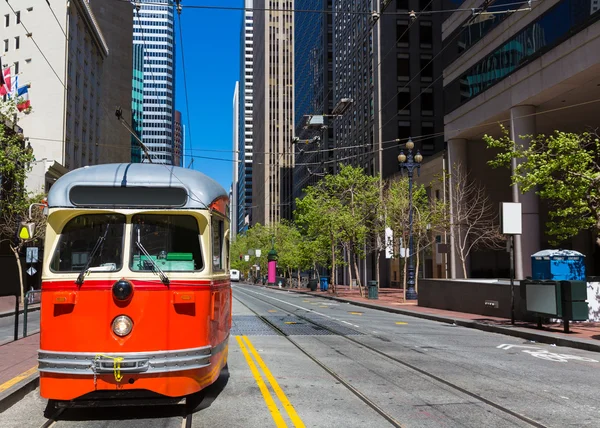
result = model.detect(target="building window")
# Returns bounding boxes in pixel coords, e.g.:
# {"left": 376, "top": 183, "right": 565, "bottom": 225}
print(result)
{"left": 14, "top": 61, "right": 18, "bottom": 74}
{"left": 398, "top": 120, "right": 411, "bottom": 141}
{"left": 420, "top": 22, "right": 433, "bottom": 48}
{"left": 396, "top": 20, "right": 409, "bottom": 47}
{"left": 419, "top": 0, "right": 432, "bottom": 11}
{"left": 16, "top": 11, "right": 20, "bottom": 24}
{"left": 421, "top": 121, "right": 435, "bottom": 151}
{"left": 421, "top": 54, "right": 433, "bottom": 82}
{"left": 14, "top": 36, "right": 19, "bottom": 50}
{"left": 4, "top": 14, "right": 8, "bottom": 27}
{"left": 396, "top": 0, "right": 409, "bottom": 10}
{"left": 397, "top": 88, "right": 410, "bottom": 114}
{"left": 397, "top": 54, "right": 409, "bottom": 81}
{"left": 3, "top": 39, "right": 8, "bottom": 52}
{"left": 421, "top": 89, "right": 433, "bottom": 116}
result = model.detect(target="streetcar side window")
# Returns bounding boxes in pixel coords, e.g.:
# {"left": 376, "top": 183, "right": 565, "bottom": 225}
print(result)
{"left": 212, "top": 217, "right": 225, "bottom": 272}
{"left": 50, "top": 214, "right": 126, "bottom": 272}
{"left": 130, "top": 214, "right": 203, "bottom": 272}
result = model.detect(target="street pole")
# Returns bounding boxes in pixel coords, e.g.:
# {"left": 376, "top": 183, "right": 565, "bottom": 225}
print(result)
{"left": 398, "top": 138, "right": 423, "bottom": 301}
{"left": 510, "top": 235, "right": 515, "bottom": 325}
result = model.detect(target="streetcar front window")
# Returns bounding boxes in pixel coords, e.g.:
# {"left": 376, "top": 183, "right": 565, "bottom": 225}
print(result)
{"left": 130, "top": 214, "right": 203, "bottom": 272}
{"left": 50, "top": 214, "right": 126, "bottom": 272}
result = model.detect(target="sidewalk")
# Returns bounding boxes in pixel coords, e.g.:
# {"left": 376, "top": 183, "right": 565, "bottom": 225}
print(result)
{"left": 0, "top": 333, "right": 39, "bottom": 412}
{"left": 264, "top": 284, "right": 600, "bottom": 353}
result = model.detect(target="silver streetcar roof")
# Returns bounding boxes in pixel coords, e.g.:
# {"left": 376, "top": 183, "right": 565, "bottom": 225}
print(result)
{"left": 47, "top": 163, "right": 228, "bottom": 210}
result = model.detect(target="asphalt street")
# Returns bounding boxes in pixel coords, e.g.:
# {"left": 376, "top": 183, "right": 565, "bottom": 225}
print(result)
{"left": 2, "top": 283, "right": 600, "bottom": 427}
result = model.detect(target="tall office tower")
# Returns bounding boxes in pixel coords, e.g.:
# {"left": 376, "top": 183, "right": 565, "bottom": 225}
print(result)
{"left": 293, "top": 0, "right": 333, "bottom": 203}
{"left": 131, "top": 43, "right": 144, "bottom": 163}
{"left": 89, "top": 0, "right": 133, "bottom": 164}
{"left": 232, "top": 82, "right": 240, "bottom": 239}
{"left": 252, "top": 0, "right": 295, "bottom": 225}
{"left": 332, "top": 0, "right": 445, "bottom": 179}
{"left": 173, "top": 110, "right": 183, "bottom": 167}
{"left": 238, "top": 0, "right": 254, "bottom": 233}
{"left": 132, "top": 0, "right": 176, "bottom": 164}
{"left": 0, "top": 0, "right": 133, "bottom": 193}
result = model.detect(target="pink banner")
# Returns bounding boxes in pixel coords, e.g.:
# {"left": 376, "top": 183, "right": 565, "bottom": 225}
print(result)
{"left": 268, "top": 260, "right": 276, "bottom": 284}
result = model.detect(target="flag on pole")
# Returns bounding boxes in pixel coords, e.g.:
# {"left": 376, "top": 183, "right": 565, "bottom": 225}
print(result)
{"left": 9, "top": 75, "right": 18, "bottom": 98}
{"left": 0, "top": 66, "right": 11, "bottom": 96}
{"left": 16, "top": 85, "right": 30, "bottom": 112}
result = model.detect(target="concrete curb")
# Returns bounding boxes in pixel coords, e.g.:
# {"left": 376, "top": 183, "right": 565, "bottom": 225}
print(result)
{"left": 0, "top": 372, "right": 39, "bottom": 414}
{"left": 262, "top": 286, "right": 600, "bottom": 354}
{"left": 0, "top": 306, "right": 40, "bottom": 319}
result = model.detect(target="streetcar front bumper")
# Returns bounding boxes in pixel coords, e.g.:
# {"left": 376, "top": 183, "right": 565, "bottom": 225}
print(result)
{"left": 37, "top": 342, "right": 227, "bottom": 375}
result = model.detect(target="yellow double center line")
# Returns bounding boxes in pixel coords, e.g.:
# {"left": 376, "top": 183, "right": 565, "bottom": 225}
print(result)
{"left": 236, "top": 336, "right": 305, "bottom": 428}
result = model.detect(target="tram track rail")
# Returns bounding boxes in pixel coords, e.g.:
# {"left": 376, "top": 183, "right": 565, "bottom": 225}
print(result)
{"left": 234, "top": 285, "right": 550, "bottom": 428}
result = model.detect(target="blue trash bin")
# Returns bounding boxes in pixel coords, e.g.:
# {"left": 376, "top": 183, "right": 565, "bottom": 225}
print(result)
{"left": 319, "top": 276, "right": 329, "bottom": 291}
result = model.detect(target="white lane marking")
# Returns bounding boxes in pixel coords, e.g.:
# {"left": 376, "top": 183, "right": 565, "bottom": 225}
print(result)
{"left": 239, "top": 287, "right": 361, "bottom": 328}
{"left": 497, "top": 344, "right": 599, "bottom": 363}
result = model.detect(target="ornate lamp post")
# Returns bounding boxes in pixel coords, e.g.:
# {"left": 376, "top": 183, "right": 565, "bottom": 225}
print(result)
{"left": 398, "top": 137, "right": 423, "bottom": 300}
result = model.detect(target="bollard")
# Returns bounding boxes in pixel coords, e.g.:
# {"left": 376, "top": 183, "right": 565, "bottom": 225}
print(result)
{"left": 13, "top": 295, "right": 19, "bottom": 341}
{"left": 23, "top": 290, "right": 30, "bottom": 338}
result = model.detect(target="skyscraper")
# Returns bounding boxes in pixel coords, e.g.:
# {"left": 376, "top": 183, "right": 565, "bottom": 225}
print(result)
{"left": 232, "top": 82, "right": 240, "bottom": 239}
{"left": 293, "top": 0, "right": 334, "bottom": 203}
{"left": 238, "top": 0, "right": 254, "bottom": 233}
{"left": 252, "top": 0, "right": 295, "bottom": 225}
{"left": 132, "top": 0, "right": 176, "bottom": 164}
{"left": 131, "top": 43, "right": 144, "bottom": 163}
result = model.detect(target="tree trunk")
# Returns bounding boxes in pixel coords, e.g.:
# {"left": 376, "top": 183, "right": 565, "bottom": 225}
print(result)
{"left": 376, "top": 251, "right": 380, "bottom": 290}
{"left": 11, "top": 245, "right": 25, "bottom": 303}
{"left": 415, "top": 247, "right": 420, "bottom": 294}
{"left": 331, "top": 236, "right": 336, "bottom": 293}
{"left": 461, "top": 255, "right": 468, "bottom": 279}
{"left": 346, "top": 247, "right": 352, "bottom": 288}
{"left": 402, "top": 254, "right": 407, "bottom": 301}
{"left": 353, "top": 253, "right": 364, "bottom": 297}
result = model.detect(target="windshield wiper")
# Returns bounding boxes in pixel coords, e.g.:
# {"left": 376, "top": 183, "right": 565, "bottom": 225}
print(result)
{"left": 75, "top": 225, "right": 110, "bottom": 286}
{"left": 136, "top": 231, "right": 170, "bottom": 286}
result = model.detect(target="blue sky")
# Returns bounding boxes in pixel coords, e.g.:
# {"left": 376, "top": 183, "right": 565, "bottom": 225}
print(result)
{"left": 174, "top": 1, "right": 242, "bottom": 191}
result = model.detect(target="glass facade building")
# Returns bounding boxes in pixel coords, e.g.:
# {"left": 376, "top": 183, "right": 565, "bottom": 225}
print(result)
{"left": 444, "top": 0, "right": 600, "bottom": 114}
{"left": 131, "top": 43, "right": 144, "bottom": 163}
{"left": 132, "top": 0, "right": 175, "bottom": 164}
{"left": 238, "top": 0, "right": 254, "bottom": 233}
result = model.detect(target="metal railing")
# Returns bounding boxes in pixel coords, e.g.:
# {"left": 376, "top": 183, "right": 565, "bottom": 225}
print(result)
{"left": 22, "top": 289, "right": 41, "bottom": 338}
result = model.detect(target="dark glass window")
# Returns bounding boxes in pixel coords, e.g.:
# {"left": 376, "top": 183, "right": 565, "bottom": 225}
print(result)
{"left": 397, "top": 54, "right": 409, "bottom": 81}
{"left": 396, "top": 20, "right": 409, "bottom": 46}
{"left": 420, "top": 22, "right": 433, "bottom": 47}
{"left": 397, "top": 88, "right": 411, "bottom": 113}
{"left": 51, "top": 214, "right": 125, "bottom": 272}
{"left": 421, "top": 55, "right": 433, "bottom": 81}
{"left": 398, "top": 121, "right": 411, "bottom": 141}
{"left": 131, "top": 214, "right": 203, "bottom": 272}
{"left": 212, "top": 217, "right": 225, "bottom": 271}
{"left": 419, "top": 0, "right": 431, "bottom": 11}
{"left": 396, "top": 0, "right": 409, "bottom": 10}
{"left": 421, "top": 90, "right": 433, "bottom": 115}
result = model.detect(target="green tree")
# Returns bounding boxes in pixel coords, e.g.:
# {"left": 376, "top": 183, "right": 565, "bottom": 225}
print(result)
{"left": 0, "top": 100, "right": 43, "bottom": 302}
{"left": 484, "top": 127, "right": 600, "bottom": 246}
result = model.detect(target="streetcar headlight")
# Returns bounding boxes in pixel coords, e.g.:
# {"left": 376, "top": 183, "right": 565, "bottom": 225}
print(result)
{"left": 112, "top": 315, "right": 133, "bottom": 337}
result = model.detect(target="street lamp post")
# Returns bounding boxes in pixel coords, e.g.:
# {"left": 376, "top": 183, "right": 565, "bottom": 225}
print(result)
{"left": 398, "top": 137, "right": 423, "bottom": 300}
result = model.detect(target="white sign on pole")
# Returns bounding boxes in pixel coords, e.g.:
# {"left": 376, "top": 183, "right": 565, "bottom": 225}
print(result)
{"left": 244, "top": 255, "right": 250, "bottom": 262}
{"left": 255, "top": 249, "right": 262, "bottom": 257}
{"left": 385, "top": 228, "right": 394, "bottom": 259}
{"left": 27, "top": 266, "right": 37, "bottom": 276}
{"left": 26, "top": 247, "right": 39, "bottom": 263}
{"left": 500, "top": 202, "right": 522, "bottom": 235}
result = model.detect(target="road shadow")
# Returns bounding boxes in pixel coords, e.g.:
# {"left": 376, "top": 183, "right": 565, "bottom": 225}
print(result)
{"left": 43, "top": 365, "right": 231, "bottom": 422}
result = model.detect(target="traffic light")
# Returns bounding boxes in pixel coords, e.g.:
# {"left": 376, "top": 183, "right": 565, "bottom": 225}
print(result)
{"left": 18, "top": 222, "right": 35, "bottom": 241}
